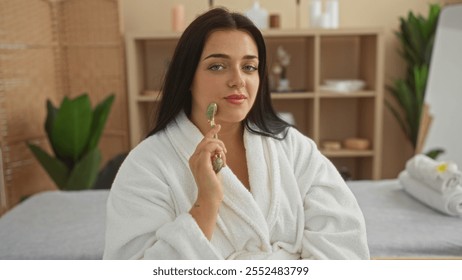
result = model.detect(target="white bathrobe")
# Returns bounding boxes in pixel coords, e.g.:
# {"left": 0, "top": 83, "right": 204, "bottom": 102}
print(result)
{"left": 103, "top": 112, "right": 370, "bottom": 260}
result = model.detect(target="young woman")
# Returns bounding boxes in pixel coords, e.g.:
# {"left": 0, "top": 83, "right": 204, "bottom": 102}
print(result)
{"left": 103, "top": 8, "right": 369, "bottom": 260}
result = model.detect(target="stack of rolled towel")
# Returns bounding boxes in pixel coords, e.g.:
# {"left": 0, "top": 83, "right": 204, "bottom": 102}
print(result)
{"left": 399, "top": 154, "right": 462, "bottom": 217}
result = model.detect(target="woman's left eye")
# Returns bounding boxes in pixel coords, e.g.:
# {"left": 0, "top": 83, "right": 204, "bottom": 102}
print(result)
{"left": 243, "top": 65, "right": 258, "bottom": 72}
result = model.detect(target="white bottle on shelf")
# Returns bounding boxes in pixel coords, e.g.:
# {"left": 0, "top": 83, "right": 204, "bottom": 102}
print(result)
{"left": 245, "top": 0, "right": 268, "bottom": 30}
{"left": 326, "top": 0, "right": 339, "bottom": 28}
{"left": 309, "top": 0, "right": 322, "bottom": 27}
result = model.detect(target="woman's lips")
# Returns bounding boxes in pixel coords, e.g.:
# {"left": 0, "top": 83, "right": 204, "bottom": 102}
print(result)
{"left": 224, "top": 94, "right": 247, "bottom": 104}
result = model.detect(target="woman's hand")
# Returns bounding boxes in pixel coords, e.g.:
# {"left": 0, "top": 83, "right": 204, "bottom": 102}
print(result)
{"left": 189, "top": 124, "right": 227, "bottom": 239}
{"left": 189, "top": 124, "right": 227, "bottom": 202}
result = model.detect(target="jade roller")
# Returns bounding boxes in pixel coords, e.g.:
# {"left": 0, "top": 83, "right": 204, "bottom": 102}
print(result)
{"left": 206, "top": 103, "right": 224, "bottom": 173}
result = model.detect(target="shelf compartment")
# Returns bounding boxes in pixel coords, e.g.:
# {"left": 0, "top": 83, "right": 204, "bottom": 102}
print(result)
{"left": 319, "top": 34, "right": 378, "bottom": 91}
{"left": 272, "top": 99, "right": 314, "bottom": 138}
{"left": 265, "top": 36, "right": 315, "bottom": 93}
{"left": 330, "top": 157, "right": 373, "bottom": 180}
{"left": 319, "top": 97, "right": 375, "bottom": 150}
{"left": 140, "top": 38, "right": 178, "bottom": 91}
{"left": 135, "top": 102, "right": 159, "bottom": 142}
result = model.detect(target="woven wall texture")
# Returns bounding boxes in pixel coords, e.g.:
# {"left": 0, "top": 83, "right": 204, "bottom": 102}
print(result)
{"left": 0, "top": 0, "right": 129, "bottom": 209}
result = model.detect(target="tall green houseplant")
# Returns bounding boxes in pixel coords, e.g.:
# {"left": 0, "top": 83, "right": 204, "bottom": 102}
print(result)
{"left": 28, "top": 93, "right": 115, "bottom": 190}
{"left": 387, "top": 4, "right": 441, "bottom": 149}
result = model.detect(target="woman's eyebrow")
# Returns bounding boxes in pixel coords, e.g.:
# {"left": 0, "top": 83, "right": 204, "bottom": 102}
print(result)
{"left": 243, "top": 55, "right": 259, "bottom": 60}
{"left": 203, "top": 53, "right": 229, "bottom": 60}
{"left": 203, "top": 53, "right": 258, "bottom": 60}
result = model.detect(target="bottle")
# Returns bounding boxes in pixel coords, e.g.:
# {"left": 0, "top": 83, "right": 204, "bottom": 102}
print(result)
{"left": 326, "top": 0, "right": 339, "bottom": 28}
{"left": 309, "top": 0, "right": 322, "bottom": 28}
{"left": 172, "top": 4, "right": 185, "bottom": 32}
{"left": 269, "top": 14, "right": 280, "bottom": 28}
{"left": 245, "top": 0, "right": 268, "bottom": 30}
{"left": 320, "top": 13, "right": 331, "bottom": 28}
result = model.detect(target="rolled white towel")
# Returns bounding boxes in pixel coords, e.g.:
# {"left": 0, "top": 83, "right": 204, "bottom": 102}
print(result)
{"left": 399, "top": 171, "right": 462, "bottom": 217}
{"left": 405, "top": 154, "right": 462, "bottom": 193}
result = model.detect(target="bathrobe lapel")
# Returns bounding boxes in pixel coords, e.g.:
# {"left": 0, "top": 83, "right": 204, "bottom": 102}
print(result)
{"left": 217, "top": 128, "right": 282, "bottom": 258}
{"left": 166, "top": 112, "right": 281, "bottom": 257}
{"left": 244, "top": 127, "right": 281, "bottom": 233}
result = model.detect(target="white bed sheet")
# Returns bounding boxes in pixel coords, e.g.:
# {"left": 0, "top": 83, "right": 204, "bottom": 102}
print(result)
{"left": 1, "top": 180, "right": 461, "bottom": 259}
{"left": 0, "top": 190, "right": 108, "bottom": 260}
{"left": 348, "top": 179, "right": 462, "bottom": 258}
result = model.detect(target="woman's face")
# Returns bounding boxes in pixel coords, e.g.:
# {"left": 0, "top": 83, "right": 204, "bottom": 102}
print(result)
{"left": 190, "top": 29, "right": 260, "bottom": 130}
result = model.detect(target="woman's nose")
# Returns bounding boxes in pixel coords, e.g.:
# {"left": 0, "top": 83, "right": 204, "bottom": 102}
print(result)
{"left": 227, "top": 68, "right": 246, "bottom": 89}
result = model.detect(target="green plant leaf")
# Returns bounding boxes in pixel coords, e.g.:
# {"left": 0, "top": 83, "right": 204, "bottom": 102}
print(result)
{"left": 85, "top": 94, "right": 115, "bottom": 153}
{"left": 387, "top": 3, "right": 440, "bottom": 149}
{"left": 45, "top": 99, "right": 58, "bottom": 139}
{"left": 385, "top": 100, "right": 410, "bottom": 139}
{"left": 425, "top": 148, "right": 445, "bottom": 159}
{"left": 390, "top": 79, "right": 419, "bottom": 146}
{"left": 45, "top": 99, "right": 59, "bottom": 156}
{"left": 27, "top": 143, "right": 69, "bottom": 189}
{"left": 65, "top": 149, "right": 101, "bottom": 190}
{"left": 51, "top": 94, "right": 93, "bottom": 162}
{"left": 413, "top": 65, "right": 428, "bottom": 108}
{"left": 395, "top": 80, "right": 415, "bottom": 120}
{"left": 427, "top": 4, "right": 441, "bottom": 31}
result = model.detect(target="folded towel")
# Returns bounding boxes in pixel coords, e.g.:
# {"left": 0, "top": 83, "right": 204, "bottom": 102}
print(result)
{"left": 405, "top": 154, "right": 462, "bottom": 193}
{"left": 399, "top": 171, "right": 462, "bottom": 217}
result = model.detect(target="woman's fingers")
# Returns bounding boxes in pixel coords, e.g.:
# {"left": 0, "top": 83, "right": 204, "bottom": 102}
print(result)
{"left": 201, "top": 124, "right": 227, "bottom": 153}
{"left": 190, "top": 139, "right": 225, "bottom": 167}
{"left": 206, "top": 123, "right": 221, "bottom": 137}
{"left": 193, "top": 139, "right": 227, "bottom": 168}
{"left": 189, "top": 123, "right": 228, "bottom": 176}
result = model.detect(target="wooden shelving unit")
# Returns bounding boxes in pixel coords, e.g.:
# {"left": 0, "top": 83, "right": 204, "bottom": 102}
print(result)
{"left": 125, "top": 28, "right": 384, "bottom": 179}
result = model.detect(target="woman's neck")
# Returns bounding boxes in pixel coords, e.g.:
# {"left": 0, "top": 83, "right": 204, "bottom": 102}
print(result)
{"left": 216, "top": 122, "right": 244, "bottom": 146}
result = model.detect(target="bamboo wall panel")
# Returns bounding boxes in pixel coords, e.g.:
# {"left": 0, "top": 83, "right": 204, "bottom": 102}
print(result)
{"left": 0, "top": 0, "right": 129, "bottom": 209}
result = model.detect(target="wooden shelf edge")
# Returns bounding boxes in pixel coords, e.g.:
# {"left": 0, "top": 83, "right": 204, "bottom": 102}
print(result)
{"left": 321, "top": 149, "right": 374, "bottom": 158}
{"left": 139, "top": 91, "right": 316, "bottom": 101}
{"left": 318, "top": 90, "right": 376, "bottom": 98}
{"left": 138, "top": 91, "right": 161, "bottom": 102}
{"left": 126, "top": 27, "right": 384, "bottom": 40}
{"left": 271, "top": 92, "right": 315, "bottom": 99}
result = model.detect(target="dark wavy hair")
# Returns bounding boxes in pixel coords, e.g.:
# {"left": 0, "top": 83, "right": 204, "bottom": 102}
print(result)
{"left": 147, "top": 7, "right": 291, "bottom": 139}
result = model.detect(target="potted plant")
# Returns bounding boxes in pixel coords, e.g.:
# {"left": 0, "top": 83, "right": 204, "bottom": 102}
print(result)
{"left": 28, "top": 93, "right": 115, "bottom": 190}
{"left": 387, "top": 4, "right": 440, "bottom": 150}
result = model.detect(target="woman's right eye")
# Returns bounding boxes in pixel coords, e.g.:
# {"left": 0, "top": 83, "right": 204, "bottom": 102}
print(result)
{"left": 208, "top": 64, "right": 225, "bottom": 71}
